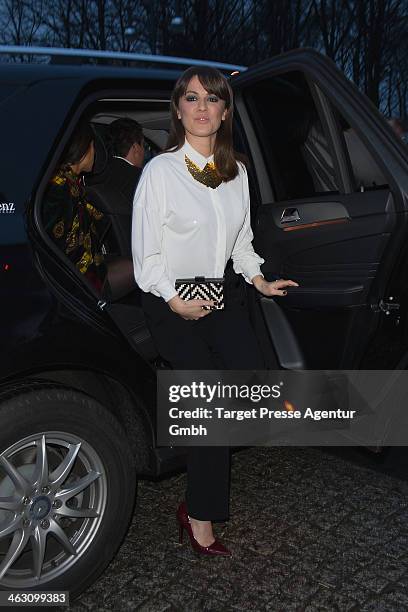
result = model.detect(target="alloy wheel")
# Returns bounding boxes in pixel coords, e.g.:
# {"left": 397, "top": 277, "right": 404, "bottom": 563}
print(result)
{"left": 0, "top": 432, "right": 107, "bottom": 588}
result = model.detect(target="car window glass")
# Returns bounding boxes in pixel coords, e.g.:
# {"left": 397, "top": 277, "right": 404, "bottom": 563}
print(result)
{"left": 245, "top": 71, "right": 340, "bottom": 201}
{"left": 330, "top": 107, "right": 388, "bottom": 190}
{"left": 143, "top": 138, "right": 160, "bottom": 162}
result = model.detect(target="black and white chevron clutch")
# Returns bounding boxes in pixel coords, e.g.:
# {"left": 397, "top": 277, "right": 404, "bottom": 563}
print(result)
{"left": 175, "top": 276, "right": 224, "bottom": 310}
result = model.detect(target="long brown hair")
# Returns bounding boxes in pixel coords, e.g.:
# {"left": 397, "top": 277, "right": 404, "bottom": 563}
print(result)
{"left": 166, "top": 66, "right": 245, "bottom": 182}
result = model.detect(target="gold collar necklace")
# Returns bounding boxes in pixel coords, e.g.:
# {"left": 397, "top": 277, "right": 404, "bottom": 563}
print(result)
{"left": 185, "top": 155, "right": 222, "bottom": 189}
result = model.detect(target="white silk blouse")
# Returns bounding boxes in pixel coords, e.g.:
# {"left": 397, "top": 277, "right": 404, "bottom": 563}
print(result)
{"left": 131, "top": 138, "right": 264, "bottom": 302}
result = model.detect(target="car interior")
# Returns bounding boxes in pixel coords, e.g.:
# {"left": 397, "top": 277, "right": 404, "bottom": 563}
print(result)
{"left": 86, "top": 100, "right": 173, "bottom": 365}
{"left": 85, "top": 101, "right": 168, "bottom": 258}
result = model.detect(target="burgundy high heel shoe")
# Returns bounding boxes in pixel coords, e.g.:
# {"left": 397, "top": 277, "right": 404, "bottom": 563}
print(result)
{"left": 176, "top": 501, "right": 231, "bottom": 557}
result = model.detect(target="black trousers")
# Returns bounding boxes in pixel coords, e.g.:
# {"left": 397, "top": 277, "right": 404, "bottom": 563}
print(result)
{"left": 142, "top": 267, "right": 264, "bottom": 521}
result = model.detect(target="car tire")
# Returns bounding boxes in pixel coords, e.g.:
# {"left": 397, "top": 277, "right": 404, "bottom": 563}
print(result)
{"left": 0, "top": 384, "right": 136, "bottom": 600}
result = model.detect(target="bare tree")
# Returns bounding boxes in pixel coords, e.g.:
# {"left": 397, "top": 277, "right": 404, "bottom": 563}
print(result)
{"left": 251, "top": 0, "right": 316, "bottom": 59}
{"left": 0, "top": 0, "right": 44, "bottom": 48}
{"left": 0, "top": 0, "right": 406, "bottom": 115}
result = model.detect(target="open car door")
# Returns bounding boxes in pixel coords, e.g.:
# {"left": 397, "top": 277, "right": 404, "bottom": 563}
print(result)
{"left": 232, "top": 48, "right": 408, "bottom": 370}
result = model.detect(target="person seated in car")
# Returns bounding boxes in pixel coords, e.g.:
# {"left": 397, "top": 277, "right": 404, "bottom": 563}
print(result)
{"left": 42, "top": 120, "right": 110, "bottom": 294}
{"left": 84, "top": 118, "right": 145, "bottom": 258}
{"left": 105, "top": 118, "right": 144, "bottom": 202}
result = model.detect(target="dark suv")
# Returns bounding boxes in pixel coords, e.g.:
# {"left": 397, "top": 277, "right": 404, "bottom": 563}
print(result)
{"left": 1, "top": 46, "right": 408, "bottom": 598}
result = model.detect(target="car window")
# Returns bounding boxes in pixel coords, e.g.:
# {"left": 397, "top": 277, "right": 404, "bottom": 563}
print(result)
{"left": 244, "top": 71, "right": 340, "bottom": 201}
{"left": 143, "top": 137, "right": 162, "bottom": 162}
{"left": 330, "top": 106, "right": 389, "bottom": 190}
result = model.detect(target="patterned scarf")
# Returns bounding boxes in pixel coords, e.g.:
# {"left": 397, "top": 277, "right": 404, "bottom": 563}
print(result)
{"left": 43, "top": 167, "right": 110, "bottom": 288}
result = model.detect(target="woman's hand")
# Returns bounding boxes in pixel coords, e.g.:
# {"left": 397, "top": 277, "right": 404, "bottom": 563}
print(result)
{"left": 168, "top": 295, "right": 215, "bottom": 320}
{"left": 251, "top": 275, "right": 299, "bottom": 297}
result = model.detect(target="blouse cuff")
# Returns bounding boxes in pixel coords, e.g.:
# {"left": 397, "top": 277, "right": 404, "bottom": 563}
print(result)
{"left": 234, "top": 258, "right": 265, "bottom": 285}
{"left": 162, "top": 289, "right": 178, "bottom": 303}
{"left": 154, "top": 279, "right": 178, "bottom": 303}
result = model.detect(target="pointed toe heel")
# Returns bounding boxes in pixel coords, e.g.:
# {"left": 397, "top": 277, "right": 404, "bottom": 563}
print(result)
{"left": 176, "top": 501, "right": 231, "bottom": 557}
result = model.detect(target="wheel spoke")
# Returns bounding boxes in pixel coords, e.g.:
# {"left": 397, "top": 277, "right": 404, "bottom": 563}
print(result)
{"left": 0, "top": 457, "right": 30, "bottom": 496}
{"left": 49, "top": 444, "right": 81, "bottom": 490}
{"left": 55, "top": 470, "right": 101, "bottom": 503}
{"left": 31, "top": 526, "right": 47, "bottom": 579}
{"left": 0, "top": 528, "right": 30, "bottom": 580}
{"left": 48, "top": 519, "right": 76, "bottom": 556}
{"left": 0, "top": 431, "right": 106, "bottom": 585}
{"left": 0, "top": 497, "right": 21, "bottom": 512}
{"left": 32, "top": 436, "right": 48, "bottom": 490}
{"left": 0, "top": 515, "right": 21, "bottom": 540}
{"left": 55, "top": 505, "right": 99, "bottom": 519}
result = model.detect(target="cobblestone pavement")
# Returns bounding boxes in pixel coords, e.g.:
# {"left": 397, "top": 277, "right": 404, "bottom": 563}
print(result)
{"left": 70, "top": 447, "right": 408, "bottom": 611}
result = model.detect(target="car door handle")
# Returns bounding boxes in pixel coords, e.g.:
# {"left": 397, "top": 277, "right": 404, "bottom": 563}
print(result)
{"left": 280, "top": 207, "right": 301, "bottom": 224}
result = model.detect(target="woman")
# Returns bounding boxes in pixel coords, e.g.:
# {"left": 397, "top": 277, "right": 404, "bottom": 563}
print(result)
{"left": 42, "top": 121, "right": 110, "bottom": 293}
{"left": 132, "top": 66, "right": 298, "bottom": 557}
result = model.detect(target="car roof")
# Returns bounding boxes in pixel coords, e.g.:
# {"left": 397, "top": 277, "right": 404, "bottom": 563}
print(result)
{"left": 0, "top": 63, "right": 182, "bottom": 85}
